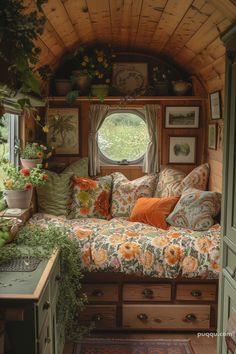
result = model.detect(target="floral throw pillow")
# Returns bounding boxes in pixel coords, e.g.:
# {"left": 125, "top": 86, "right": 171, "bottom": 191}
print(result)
{"left": 181, "top": 163, "right": 210, "bottom": 191}
{"left": 69, "top": 176, "right": 112, "bottom": 219}
{"left": 111, "top": 172, "right": 157, "bottom": 217}
{"left": 166, "top": 188, "right": 221, "bottom": 231}
{"left": 155, "top": 167, "right": 186, "bottom": 197}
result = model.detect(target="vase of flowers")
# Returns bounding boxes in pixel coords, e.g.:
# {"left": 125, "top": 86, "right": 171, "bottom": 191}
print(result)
{"left": 2, "top": 163, "right": 48, "bottom": 209}
{"left": 152, "top": 65, "right": 173, "bottom": 96}
{"left": 20, "top": 142, "right": 52, "bottom": 169}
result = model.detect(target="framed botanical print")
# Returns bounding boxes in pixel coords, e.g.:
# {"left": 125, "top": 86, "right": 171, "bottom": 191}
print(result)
{"left": 208, "top": 123, "right": 217, "bottom": 150}
{"left": 210, "top": 91, "right": 221, "bottom": 119}
{"left": 169, "top": 136, "right": 196, "bottom": 164}
{"left": 46, "top": 108, "right": 80, "bottom": 156}
{"left": 165, "top": 106, "right": 200, "bottom": 128}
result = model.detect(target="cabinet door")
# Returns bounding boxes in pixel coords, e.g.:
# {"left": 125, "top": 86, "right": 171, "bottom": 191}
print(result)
{"left": 221, "top": 278, "right": 236, "bottom": 354}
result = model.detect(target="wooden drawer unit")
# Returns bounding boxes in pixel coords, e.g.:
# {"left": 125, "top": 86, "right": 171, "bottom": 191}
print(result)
{"left": 123, "top": 304, "right": 211, "bottom": 330}
{"left": 37, "top": 283, "right": 50, "bottom": 335}
{"left": 176, "top": 283, "right": 217, "bottom": 301}
{"left": 50, "top": 256, "right": 60, "bottom": 299}
{"left": 79, "top": 305, "right": 117, "bottom": 329}
{"left": 225, "top": 243, "right": 236, "bottom": 283}
{"left": 123, "top": 283, "right": 171, "bottom": 302}
{"left": 83, "top": 283, "right": 119, "bottom": 302}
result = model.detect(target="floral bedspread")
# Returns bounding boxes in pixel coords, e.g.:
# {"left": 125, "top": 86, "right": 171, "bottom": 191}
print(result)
{"left": 28, "top": 213, "right": 221, "bottom": 279}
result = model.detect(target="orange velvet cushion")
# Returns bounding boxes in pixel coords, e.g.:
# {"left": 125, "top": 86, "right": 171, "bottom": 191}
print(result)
{"left": 129, "top": 197, "right": 179, "bottom": 230}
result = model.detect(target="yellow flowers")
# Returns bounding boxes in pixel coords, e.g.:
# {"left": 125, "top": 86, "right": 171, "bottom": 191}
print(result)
{"left": 4, "top": 179, "right": 13, "bottom": 189}
{"left": 81, "top": 61, "right": 87, "bottom": 67}
{"left": 42, "top": 125, "right": 49, "bottom": 133}
{"left": 83, "top": 56, "right": 89, "bottom": 63}
{"left": 97, "top": 56, "right": 103, "bottom": 63}
{"left": 37, "top": 151, "right": 44, "bottom": 158}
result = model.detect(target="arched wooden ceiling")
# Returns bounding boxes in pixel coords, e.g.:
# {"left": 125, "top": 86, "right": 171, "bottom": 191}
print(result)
{"left": 26, "top": 0, "right": 236, "bottom": 92}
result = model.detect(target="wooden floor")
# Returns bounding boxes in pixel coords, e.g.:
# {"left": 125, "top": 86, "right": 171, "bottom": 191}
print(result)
{"left": 63, "top": 333, "right": 217, "bottom": 354}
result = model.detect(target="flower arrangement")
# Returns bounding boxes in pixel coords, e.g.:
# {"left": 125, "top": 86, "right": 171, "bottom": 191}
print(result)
{"left": 152, "top": 64, "right": 173, "bottom": 83}
{"left": 20, "top": 142, "right": 52, "bottom": 160}
{"left": 3, "top": 163, "right": 48, "bottom": 191}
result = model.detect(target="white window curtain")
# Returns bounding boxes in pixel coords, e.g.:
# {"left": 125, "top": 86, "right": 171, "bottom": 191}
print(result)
{"left": 88, "top": 104, "right": 110, "bottom": 176}
{"left": 143, "top": 104, "right": 160, "bottom": 174}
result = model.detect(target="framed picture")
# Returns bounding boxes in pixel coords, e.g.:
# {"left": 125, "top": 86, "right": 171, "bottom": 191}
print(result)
{"left": 112, "top": 62, "right": 148, "bottom": 95}
{"left": 210, "top": 91, "right": 221, "bottom": 119}
{"left": 165, "top": 106, "right": 199, "bottom": 128}
{"left": 218, "top": 123, "right": 224, "bottom": 150}
{"left": 46, "top": 108, "right": 80, "bottom": 156}
{"left": 169, "top": 136, "right": 196, "bottom": 164}
{"left": 208, "top": 123, "right": 217, "bottom": 150}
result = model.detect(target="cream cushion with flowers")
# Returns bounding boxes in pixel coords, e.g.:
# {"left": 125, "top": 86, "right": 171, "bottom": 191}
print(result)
{"left": 111, "top": 172, "right": 157, "bottom": 217}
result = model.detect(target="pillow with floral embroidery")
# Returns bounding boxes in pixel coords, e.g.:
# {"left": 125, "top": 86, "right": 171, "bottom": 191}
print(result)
{"left": 111, "top": 172, "right": 157, "bottom": 217}
{"left": 166, "top": 188, "right": 221, "bottom": 231}
{"left": 68, "top": 176, "right": 112, "bottom": 219}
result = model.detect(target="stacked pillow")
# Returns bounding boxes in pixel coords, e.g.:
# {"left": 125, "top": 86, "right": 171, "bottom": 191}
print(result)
{"left": 37, "top": 158, "right": 88, "bottom": 216}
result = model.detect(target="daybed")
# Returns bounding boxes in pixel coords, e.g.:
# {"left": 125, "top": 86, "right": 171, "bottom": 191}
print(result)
{"left": 30, "top": 161, "right": 221, "bottom": 331}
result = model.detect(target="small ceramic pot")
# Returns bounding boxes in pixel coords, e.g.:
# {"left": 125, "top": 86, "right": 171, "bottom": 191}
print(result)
{"left": 4, "top": 189, "right": 33, "bottom": 209}
{"left": 154, "top": 81, "right": 170, "bottom": 96}
{"left": 91, "top": 84, "right": 109, "bottom": 101}
{"left": 172, "top": 81, "right": 192, "bottom": 96}
{"left": 55, "top": 80, "right": 72, "bottom": 96}
{"left": 20, "top": 158, "right": 42, "bottom": 169}
{"left": 72, "top": 71, "right": 91, "bottom": 93}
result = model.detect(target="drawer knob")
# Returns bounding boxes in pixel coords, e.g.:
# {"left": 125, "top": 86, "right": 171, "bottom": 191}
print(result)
{"left": 184, "top": 313, "right": 197, "bottom": 322}
{"left": 43, "top": 301, "right": 50, "bottom": 310}
{"left": 137, "top": 313, "right": 148, "bottom": 321}
{"left": 142, "top": 288, "right": 153, "bottom": 298}
{"left": 190, "top": 290, "right": 202, "bottom": 297}
{"left": 92, "top": 289, "right": 104, "bottom": 297}
{"left": 92, "top": 313, "right": 103, "bottom": 322}
{"left": 55, "top": 275, "right": 61, "bottom": 281}
{"left": 232, "top": 267, "right": 236, "bottom": 280}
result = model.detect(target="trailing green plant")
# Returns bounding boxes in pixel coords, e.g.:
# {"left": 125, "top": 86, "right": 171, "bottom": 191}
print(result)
{"left": 0, "top": 224, "right": 88, "bottom": 339}
{"left": 0, "top": 0, "right": 48, "bottom": 94}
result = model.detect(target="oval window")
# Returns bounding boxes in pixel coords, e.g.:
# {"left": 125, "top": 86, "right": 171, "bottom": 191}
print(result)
{"left": 98, "top": 112, "right": 149, "bottom": 163}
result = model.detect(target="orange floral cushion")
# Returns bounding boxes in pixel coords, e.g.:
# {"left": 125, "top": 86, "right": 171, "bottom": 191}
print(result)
{"left": 129, "top": 197, "right": 179, "bottom": 230}
{"left": 69, "top": 176, "right": 112, "bottom": 219}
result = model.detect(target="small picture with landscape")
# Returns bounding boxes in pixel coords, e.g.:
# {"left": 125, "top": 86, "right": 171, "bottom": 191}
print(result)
{"left": 165, "top": 106, "right": 199, "bottom": 128}
{"left": 169, "top": 136, "right": 196, "bottom": 164}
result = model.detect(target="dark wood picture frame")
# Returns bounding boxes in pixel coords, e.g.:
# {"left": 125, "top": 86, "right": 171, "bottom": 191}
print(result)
{"left": 165, "top": 106, "right": 200, "bottom": 128}
{"left": 210, "top": 91, "right": 221, "bottom": 119}
{"left": 168, "top": 136, "right": 197, "bottom": 164}
{"left": 46, "top": 107, "right": 80, "bottom": 156}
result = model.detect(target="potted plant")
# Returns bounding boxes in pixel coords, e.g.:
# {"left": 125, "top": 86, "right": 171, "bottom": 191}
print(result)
{"left": 152, "top": 64, "right": 173, "bottom": 96}
{"left": 20, "top": 142, "right": 52, "bottom": 169}
{"left": 2, "top": 163, "right": 48, "bottom": 209}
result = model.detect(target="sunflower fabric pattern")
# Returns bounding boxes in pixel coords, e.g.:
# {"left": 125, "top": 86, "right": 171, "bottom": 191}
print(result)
{"left": 29, "top": 213, "right": 221, "bottom": 279}
{"left": 111, "top": 172, "right": 157, "bottom": 217}
{"left": 166, "top": 188, "right": 221, "bottom": 231}
{"left": 69, "top": 176, "right": 112, "bottom": 219}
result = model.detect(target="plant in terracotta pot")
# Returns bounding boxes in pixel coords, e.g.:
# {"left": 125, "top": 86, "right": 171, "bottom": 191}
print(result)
{"left": 20, "top": 142, "right": 52, "bottom": 169}
{"left": 2, "top": 162, "right": 48, "bottom": 209}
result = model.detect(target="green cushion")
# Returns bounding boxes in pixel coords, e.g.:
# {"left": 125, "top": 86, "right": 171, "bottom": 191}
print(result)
{"left": 63, "top": 158, "right": 88, "bottom": 177}
{"left": 37, "top": 171, "right": 73, "bottom": 216}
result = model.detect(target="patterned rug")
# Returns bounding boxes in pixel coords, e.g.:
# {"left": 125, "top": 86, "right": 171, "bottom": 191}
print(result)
{"left": 74, "top": 338, "right": 195, "bottom": 354}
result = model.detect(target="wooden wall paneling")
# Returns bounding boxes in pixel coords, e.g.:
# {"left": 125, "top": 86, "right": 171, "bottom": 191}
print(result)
{"left": 41, "top": 0, "right": 78, "bottom": 48}
{"left": 100, "top": 165, "right": 144, "bottom": 180}
{"left": 134, "top": 0, "right": 166, "bottom": 50}
{"left": 86, "top": 0, "right": 111, "bottom": 44}
{"left": 109, "top": 0, "right": 126, "bottom": 46}
{"left": 149, "top": 0, "right": 193, "bottom": 53}
{"left": 116, "top": 0, "right": 136, "bottom": 49}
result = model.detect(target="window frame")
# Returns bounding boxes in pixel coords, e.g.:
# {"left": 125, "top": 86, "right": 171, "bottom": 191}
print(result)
{"left": 98, "top": 108, "right": 148, "bottom": 165}
{"left": 1, "top": 112, "right": 19, "bottom": 166}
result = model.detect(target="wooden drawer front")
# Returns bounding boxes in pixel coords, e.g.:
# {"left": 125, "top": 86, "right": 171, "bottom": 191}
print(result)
{"left": 176, "top": 283, "right": 217, "bottom": 301}
{"left": 123, "top": 304, "right": 210, "bottom": 329}
{"left": 37, "top": 283, "right": 50, "bottom": 335}
{"left": 83, "top": 283, "right": 119, "bottom": 302}
{"left": 225, "top": 244, "right": 236, "bottom": 283}
{"left": 79, "top": 305, "right": 117, "bottom": 329}
{"left": 50, "top": 256, "right": 60, "bottom": 300}
{"left": 38, "top": 315, "right": 51, "bottom": 354}
{"left": 123, "top": 283, "right": 171, "bottom": 302}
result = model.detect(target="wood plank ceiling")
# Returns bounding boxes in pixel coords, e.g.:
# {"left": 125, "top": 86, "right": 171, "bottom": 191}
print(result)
{"left": 25, "top": 0, "right": 236, "bottom": 92}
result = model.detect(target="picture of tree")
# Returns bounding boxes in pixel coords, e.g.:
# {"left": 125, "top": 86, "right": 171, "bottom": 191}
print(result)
{"left": 47, "top": 108, "right": 79, "bottom": 155}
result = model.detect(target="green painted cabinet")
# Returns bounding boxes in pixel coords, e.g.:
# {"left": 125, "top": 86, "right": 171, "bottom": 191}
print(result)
{"left": 218, "top": 24, "right": 236, "bottom": 354}
{"left": 0, "top": 252, "right": 64, "bottom": 354}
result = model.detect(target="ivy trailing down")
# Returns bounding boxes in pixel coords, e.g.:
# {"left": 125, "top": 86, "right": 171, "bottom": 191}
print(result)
{"left": 0, "top": 224, "right": 88, "bottom": 339}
